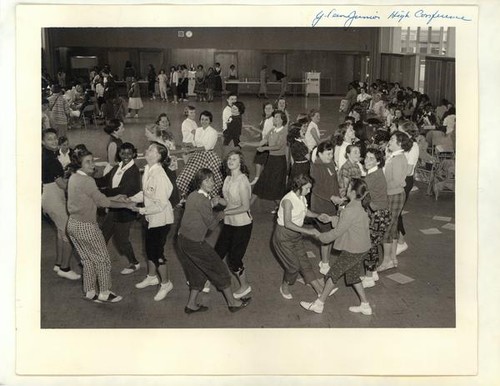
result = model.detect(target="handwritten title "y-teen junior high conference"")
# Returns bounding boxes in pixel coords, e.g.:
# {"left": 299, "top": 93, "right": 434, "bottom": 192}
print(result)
{"left": 311, "top": 9, "right": 472, "bottom": 27}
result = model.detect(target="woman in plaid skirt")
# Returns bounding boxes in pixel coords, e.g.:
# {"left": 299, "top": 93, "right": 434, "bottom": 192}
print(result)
{"left": 378, "top": 131, "right": 411, "bottom": 271}
{"left": 176, "top": 110, "right": 223, "bottom": 197}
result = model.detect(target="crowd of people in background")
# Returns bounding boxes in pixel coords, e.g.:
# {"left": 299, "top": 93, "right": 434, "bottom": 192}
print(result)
{"left": 41, "top": 64, "right": 456, "bottom": 317}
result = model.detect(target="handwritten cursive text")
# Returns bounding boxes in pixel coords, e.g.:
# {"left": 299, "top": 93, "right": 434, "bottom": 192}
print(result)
{"left": 312, "top": 9, "right": 381, "bottom": 28}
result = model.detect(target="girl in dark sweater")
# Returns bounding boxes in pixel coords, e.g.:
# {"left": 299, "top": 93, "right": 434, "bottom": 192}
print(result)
{"left": 176, "top": 169, "right": 251, "bottom": 314}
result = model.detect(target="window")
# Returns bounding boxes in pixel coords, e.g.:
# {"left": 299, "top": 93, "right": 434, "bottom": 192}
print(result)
{"left": 399, "top": 27, "right": 453, "bottom": 56}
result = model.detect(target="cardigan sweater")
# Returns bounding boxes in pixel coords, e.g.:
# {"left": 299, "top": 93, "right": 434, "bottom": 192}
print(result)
{"left": 324, "top": 200, "right": 371, "bottom": 253}
{"left": 363, "top": 168, "right": 388, "bottom": 210}
{"left": 310, "top": 159, "right": 340, "bottom": 201}
{"left": 178, "top": 191, "right": 220, "bottom": 242}
{"left": 384, "top": 151, "right": 408, "bottom": 195}
{"left": 68, "top": 172, "right": 111, "bottom": 223}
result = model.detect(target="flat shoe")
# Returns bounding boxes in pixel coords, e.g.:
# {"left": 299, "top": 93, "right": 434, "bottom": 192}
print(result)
{"left": 233, "top": 286, "right": 252, "bottom": 299}
{"left": 83, "top": 294, "right": 102, "bottom": 303}
{"left": 98, "top": 292, "right": 123, "bottom": 303}
{"left": 184, "top": 305, "right": 209, "bottom": 314}
{"left": 279, "top": 285, "right": 293, "bottom": 300}
{"left": 377, "top": 262, "right": 396, "bottom": 272}
{"left": 228, "top": 297, "right": 251, "bottom": 313}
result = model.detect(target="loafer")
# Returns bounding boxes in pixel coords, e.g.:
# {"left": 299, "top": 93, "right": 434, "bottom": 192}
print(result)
{"left": 396, "top": 242, "right": 408, "bottom": 255}
{"left": 279, "top": 285, "right": 293, "bottom": 300}
{"left": 154, "top": 281, "right": 174, "bottom": 301}
{"left": 57, "top": 269, "right": 81, "bottom": 280}
{"left": 228, "top": 297, "right": 251, "bottom": 313}
{"left": 233, "top": 286, "right": 252, "bottom": 299}
{"left": 348, "top": 303, "right": 372, "bottom": 316}
{"left": 120, "top": 263, "right": 140, "bottom": 275}
{"left": 319, "top": 262, "right": 331, "bottom": 275}
{"left": 300, "top": 300, "right": 324, "bottom": 314}
{"left": 135, "top": 275, "right": 159, "bottom": 289}
{"left": 98, "top": 292, "right": 123, "bottom": 303}
{"left": 377, "top": 262, "right": 397, "bottom": 272}
{"left": 362, "top": 277, "right": 376, "bottom": 288}
{"left": 83, "top": 294, "right": 102, "bottom": 303}
{"left": 184, "top": 305, "right": 209, "bottom": 314}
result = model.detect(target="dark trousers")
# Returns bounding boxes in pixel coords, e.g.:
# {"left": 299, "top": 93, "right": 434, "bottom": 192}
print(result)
{"left": 176, "top": 234, "right": 231, "bottom": 291}
{"left": 272, "top": 225, "right": 317, "bottom": 285}
{"left": 145, "top": 224, "right": 170, "bottom": 266}
{"left": 397, "top": 175, "right": 414, "bottom": 237}
{"left": 215, "top": 223, "right": 252, "bottom": 273}
{"left": 101, "top": 213, "right": 138, "bottom": 265}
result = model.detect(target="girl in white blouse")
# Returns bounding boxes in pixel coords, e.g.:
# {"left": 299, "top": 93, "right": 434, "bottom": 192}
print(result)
{"left": 213, "top": 150, "right": 253, "bottom": 298}
{"left": 129, "top": 142, "right": 175, "bottom": 302}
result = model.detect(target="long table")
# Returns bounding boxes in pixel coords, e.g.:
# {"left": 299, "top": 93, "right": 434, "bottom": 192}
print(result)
{"left": 224, "top": 80, "right": 308, "bottom": 96}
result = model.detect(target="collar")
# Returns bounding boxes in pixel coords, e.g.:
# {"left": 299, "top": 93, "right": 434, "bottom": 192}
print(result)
{"left": 274, "top": 126, "right": 284, "bottom": 133}
{"left": 118, "top": 160, "right": 135, "bottom": 172}
{"left": 144, "top": 163, "right": 161, "bottom": 175}
{"left": 59, "top": 149, "right": 69, "bottom": 156}
{"left": 76, "top": 170, "right": 88, "bottom": 176}
{"left": 367, "top": 166, "right": 378, "bottom": 175}
{"left": 197, "top": 189, "right": 210, "bottom": 198}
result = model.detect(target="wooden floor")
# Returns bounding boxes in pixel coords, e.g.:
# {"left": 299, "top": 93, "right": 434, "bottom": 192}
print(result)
{"left": 40, "top": 95, "right": 456, "bottom": 328}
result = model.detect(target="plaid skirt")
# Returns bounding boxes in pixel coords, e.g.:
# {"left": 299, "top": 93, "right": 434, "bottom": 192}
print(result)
{"left": 383, "top": 192, "right": 405, "bottom": 243}
{"left": 365, "top": 208, "right": 392, "bottom": 270}
{"left": 176, "top": 150, "right": 223, "bottom": 196}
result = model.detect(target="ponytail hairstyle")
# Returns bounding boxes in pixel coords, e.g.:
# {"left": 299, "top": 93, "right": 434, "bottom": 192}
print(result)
{"left": 287, "top": 123, "right": 302, "bottom": 145}
{"left": 332, "top": 122, "right": 351, "bottom": 146}
{"left": 349, "top": 178, "right": 370, "bottom": 207}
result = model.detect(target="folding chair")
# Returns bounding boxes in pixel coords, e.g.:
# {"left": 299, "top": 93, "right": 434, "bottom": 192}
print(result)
{"left": 80, "top": 104, "right": 97, "bottom": 129}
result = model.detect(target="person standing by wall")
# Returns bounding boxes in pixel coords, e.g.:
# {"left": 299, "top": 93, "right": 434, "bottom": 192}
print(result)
{"left": 258, "top": 65, "right": 268, "bottom": 99}
{"left": 147, "top": 64, "right": 157, "bottom": 100}
{"left": 123, "top": 60, "right": 136, "bottom": 94}
{"left": 272, "top": 69, "right": 288, "bottom": 99}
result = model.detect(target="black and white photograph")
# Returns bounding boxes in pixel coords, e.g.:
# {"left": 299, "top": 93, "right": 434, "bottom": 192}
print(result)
{"left": 4, "top": 1, "right": 498, "bottom": 383}
{"left": 38, "top": 25, "right": 457, "bottom": 329}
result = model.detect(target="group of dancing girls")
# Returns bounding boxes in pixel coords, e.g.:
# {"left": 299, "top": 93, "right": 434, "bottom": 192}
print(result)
{"left": 41, "top": 93, "right": 414, "bottom": 317}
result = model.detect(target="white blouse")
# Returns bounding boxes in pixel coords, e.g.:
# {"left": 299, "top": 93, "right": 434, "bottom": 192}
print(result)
{"left": 181, "top": 118, "right": 198, "bottom": 145}
{"left": 277, "top": 191, "right": 308, "bottom": 227}
{"left": 194, "top": 125, "right": 218, "bottom": 151}
{"left": 222, "top": 174, "right": 252, "bottom": 227}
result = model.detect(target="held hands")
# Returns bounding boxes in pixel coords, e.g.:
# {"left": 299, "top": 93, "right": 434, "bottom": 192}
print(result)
{"left": 211, "top": 196, "right": 221, "bottom": 207}
{"left": 109, "top": 194, "right": 129, "bottom": 203}
{"left": 126, "top": 202, "right": 140, "bottom": 212}
{"left": 310, "top": 229, "right": 321, "bottom": 238}
{"left": 330, "top": 195, "right": 346, "bottom": 205}
{"left": 216, "top": 211, "right": 225, "bottom": 222}
{"left": 317, "top": 213, "right": 331, "bottom": 223}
